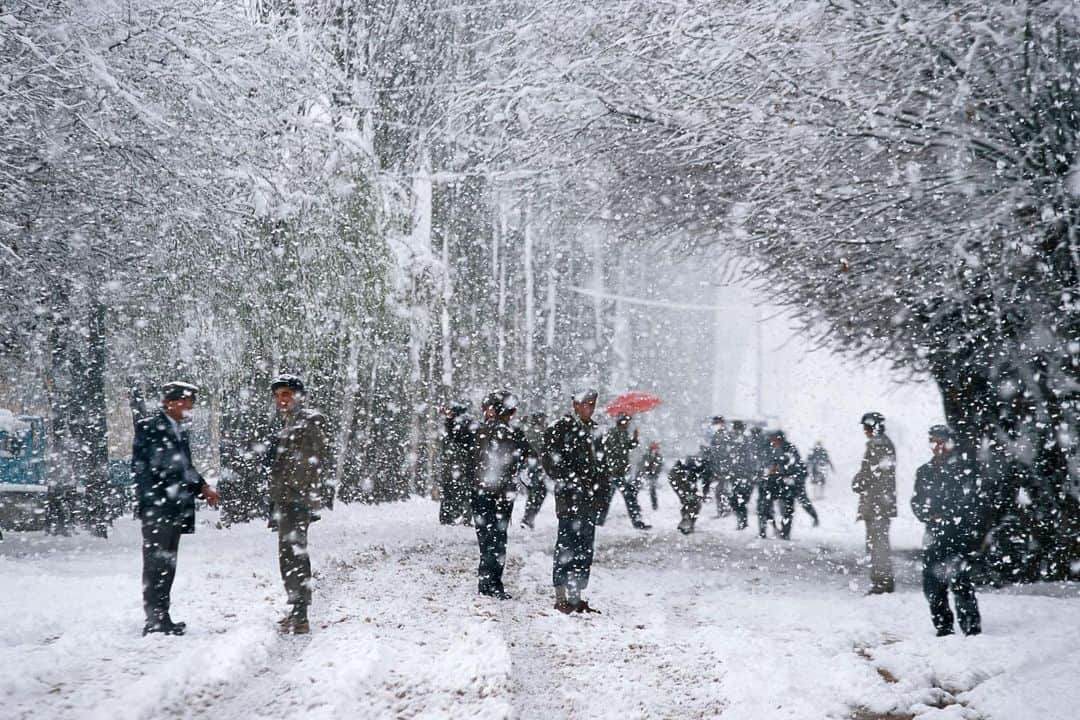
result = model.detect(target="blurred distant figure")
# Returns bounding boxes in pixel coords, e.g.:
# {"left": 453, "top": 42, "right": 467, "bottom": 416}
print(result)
{"left": 728, "top": 421, "right": 760, "bottom": 531}
{"left": 636, "top": 441, "right": 664, "bottom": 511}
{"left": 599, "top": 413, "right": 650, "bottom": 530}
{"left": 763, "top": 430, "right": 811, "bottom": 540}
{"left": 668, "top": 456, "right": 706, "bottom": 534}
{"left": 520, "top": 412, "right": 549, "bottom": 529}
{"left": 701, "top": 416, "right": 734, "bottom": 517}
{"left": 806, "top": 441, "right": 833, "bottom": 499}
{"left": 439, "top": 402, "right": 476, "bottom": 526}
{"left": 912, "top": 425, "right": 982, "bottom": 636}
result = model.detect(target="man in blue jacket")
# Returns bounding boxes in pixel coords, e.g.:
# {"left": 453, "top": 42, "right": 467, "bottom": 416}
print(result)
{"left": 911, "top": 425, "right": 983, "bottom": 636}
{"left": 131, "top": 381, "right": 219, "bottom": 636}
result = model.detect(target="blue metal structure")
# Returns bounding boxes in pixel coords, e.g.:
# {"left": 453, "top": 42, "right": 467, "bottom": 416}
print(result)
{"left": 0, "top": 413, "right": 48, "bottom": 529}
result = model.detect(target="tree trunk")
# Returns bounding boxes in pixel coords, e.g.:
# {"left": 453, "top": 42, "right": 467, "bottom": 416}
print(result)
{"left": 48, "top": 296, "right": 110, "bottom": 537}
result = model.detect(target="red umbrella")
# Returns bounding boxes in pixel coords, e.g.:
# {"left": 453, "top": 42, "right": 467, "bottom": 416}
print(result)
{"left": 605, "top": 391, "right": 662, "bottom": 417}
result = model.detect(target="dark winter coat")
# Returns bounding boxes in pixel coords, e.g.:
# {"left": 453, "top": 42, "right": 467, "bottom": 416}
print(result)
{"left": 911, "top": 451, "right": 984, "bottom": 552}
{"left": 635, "top": 448, "right": 664, "bottom": 485}
{"left": 542, "top": 414, "right": 606, "bottom": 520}
{"left": 852, "top": 433, "right": 897, "bottom": 520}
{"left": 442, "top": 412, "right": 479, "bottom": 489}
{"left": 701, "top": 430, "right": 733, "bottom": 482}
{"left": 668, "top": 456, "right": 707, "bottom": 503}
{"left": 764, "top": 439, "right": 806, "bottom": 498}
{"left": 131, "top": 410, "right": 207, "bottom": 533}
{"left": 268, "top": 406, "right": 330, "bottom": 511}
{"left": 730, "top": 430, "right": 765, "bottom": 486}
{"left": 474, "top": 419, "right": 534, "bottom": 497}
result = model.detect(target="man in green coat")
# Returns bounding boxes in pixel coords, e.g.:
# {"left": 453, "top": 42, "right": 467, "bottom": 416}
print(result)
{"left": 852, "top": 411, "right": 897, "bottom": 594}
{"left": 268, "top": 374, "right": 330, "bottom": 634}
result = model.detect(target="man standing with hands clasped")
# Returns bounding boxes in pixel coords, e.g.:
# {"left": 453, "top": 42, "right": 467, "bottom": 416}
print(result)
{"left": 268, "top": 374, "right": 330, "bottom": 635}
{"left": 132, "top": 381, "right": 220, "bottom": 636}
{"left": 542, "top": 389, "right": 607, "bottom": 614}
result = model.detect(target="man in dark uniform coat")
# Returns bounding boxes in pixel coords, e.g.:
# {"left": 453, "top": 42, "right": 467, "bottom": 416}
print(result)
{"left": 542, "top": 389, "right": 606, "bottom": 614}
{"left": 131, "top": 381, "right": 219, "bottom": 636}
{"left": 912, "top": 425, "right": 983, "bottom": 636}
{"left": 472, "top": 390, "right": 533, "bottom": 599}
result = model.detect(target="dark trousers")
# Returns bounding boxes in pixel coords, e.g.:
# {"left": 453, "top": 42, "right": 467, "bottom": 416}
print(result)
{"left": 522, "top": 468, "right": 548, "bottom": 524}
{"left": 671, "top": 483, "right": 701, "bottom": 533}
{"left": 439, "top": 467, "right": 472, "bottom": 525}
{"left": 923, "top": 544, "right": 981, "bottom": 635}
{"left": 553, "top": 515, "right": 596, "bottom": 591}
{"left": 473, "top": 493, "right": 513, "bottom": 593}
{"left": 598, "top": 475, "right": 644, "bottom": 526}
{"left": 731, "top": 481, "right": 753, "bottom": 529}
{"left": 865, "top": 517, "right": 894, "bottom": 592}
{"left": 141, "top": 521, "right": 182, "bottom": 624}
{"left": 776, "top": 487, "right": 796, "bottom": 539}
{"left": 756, "top": 480, "right": 775, "bottom": 536}
{"left": 795, "top": 484, "right": 818, "bottom": 523}
{"left": 648, "top": 478, "right": 659, "bottom": 511}
{"left": 713, "top": 474, "right": 732, "bottom": 516}
{"left": 277, "top": 504, "right": 312, "bottom": 608}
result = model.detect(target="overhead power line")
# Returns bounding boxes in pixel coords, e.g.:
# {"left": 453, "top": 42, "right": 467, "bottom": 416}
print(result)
{"left": 569, "top": 285, "right": 745, "bottom": 312}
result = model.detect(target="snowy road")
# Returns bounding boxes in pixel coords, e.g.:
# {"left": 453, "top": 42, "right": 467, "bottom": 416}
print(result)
{"left": 3, "top": 492, "right": 1079, "bottom": 720}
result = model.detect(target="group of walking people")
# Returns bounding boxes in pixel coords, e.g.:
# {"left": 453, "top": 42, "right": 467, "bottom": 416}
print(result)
{"left": 663, "top": 416, "right": 823, "bottom": 539}
{"left": 442, "top": 397, "right": 984, "bottom": 637}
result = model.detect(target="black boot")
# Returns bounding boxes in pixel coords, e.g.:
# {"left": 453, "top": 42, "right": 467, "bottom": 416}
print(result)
{"left": 144, "top": 615, "right": 185, "bottom": 636}
{"left": 289, "top": 604, "right": 310, "bottom": 635}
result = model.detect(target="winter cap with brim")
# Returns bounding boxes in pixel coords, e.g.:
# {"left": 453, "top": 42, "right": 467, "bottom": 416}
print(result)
{"left": 271, "top": 373, "right": 305, "bottom": 395}
{"left": 860, "top": 411, "right": 885, "bottom": 426}
{"left": 482, "top": 390, "right": 518, "bottom": 416}
{"left": 161, "top": 381, "right": 199, "bottom": 402}
{"left": 928, "top": 424, "right": 954, "bottom": 441}
{"left": 573, "top": 389, "right": 598, "bottom": 404}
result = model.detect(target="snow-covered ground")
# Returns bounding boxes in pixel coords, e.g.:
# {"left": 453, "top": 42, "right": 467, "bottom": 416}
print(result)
{"left": 2, "top": 486, "right": 1078, "bottom": 720}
